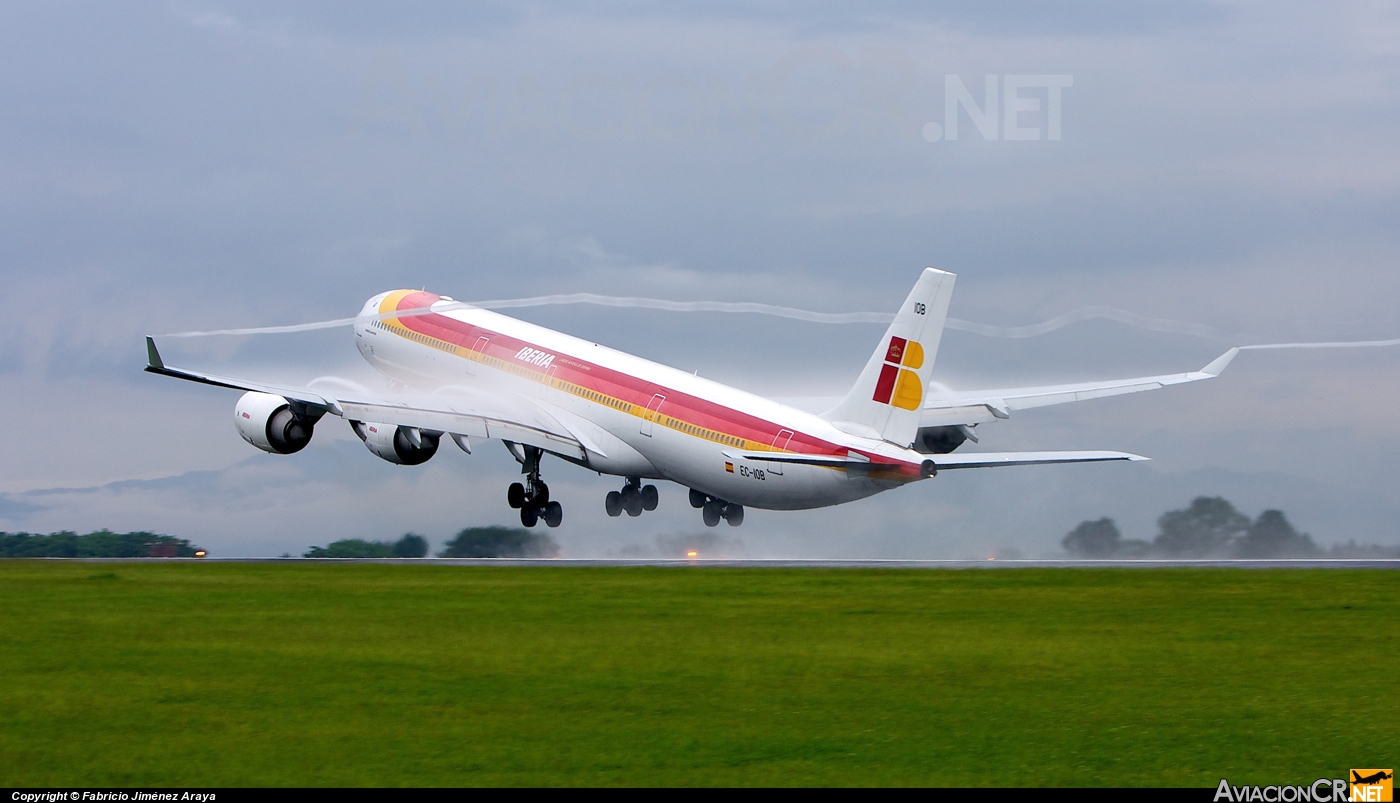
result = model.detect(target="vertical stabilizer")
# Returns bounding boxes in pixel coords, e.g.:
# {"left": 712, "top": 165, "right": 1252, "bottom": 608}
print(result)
{"left": 823, "top": 268, "right": 955, "bottom": 447}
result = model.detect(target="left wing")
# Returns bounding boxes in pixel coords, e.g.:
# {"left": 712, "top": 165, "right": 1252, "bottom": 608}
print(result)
{"left": 145, "top": 338, "right": 587, "bottom": 460}
{"left": 920, "top": 348, "right": 1239, "bottom": 427}
{"left": 145, "top": 337, "right": 337, "bottom": 412}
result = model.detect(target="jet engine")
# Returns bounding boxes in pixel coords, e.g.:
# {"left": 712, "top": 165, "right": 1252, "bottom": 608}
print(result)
{"left": 913, "top": 425, "right": 976, "bottom": 455}
{"left": 234, "top": 392, "right": 316, "bottom": 455}
{"left": 351, "top": 420, "right": 439, "bottom": 465}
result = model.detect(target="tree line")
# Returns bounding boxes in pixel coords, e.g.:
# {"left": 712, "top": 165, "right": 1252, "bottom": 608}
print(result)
{"left": 0, "top": 527, "right": 559, "bottom": 559}
{"left": 1062, "top": 496, "right": 1400, "bottom": 558}
{"left": 304, "top": 527, "right": 559, "bottom": 559}
{"left": 0, "top": 530, "right": 201, "bottom": 558}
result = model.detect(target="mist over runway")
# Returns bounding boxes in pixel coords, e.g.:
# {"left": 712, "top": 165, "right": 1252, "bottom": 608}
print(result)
{"left": 57, "top": 557, "right": 1400, "bottom": 569}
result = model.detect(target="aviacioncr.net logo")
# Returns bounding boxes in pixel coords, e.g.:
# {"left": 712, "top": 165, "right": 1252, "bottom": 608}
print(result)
{"left": 1214, "top": 771, "right": 1392, "bottom": 803}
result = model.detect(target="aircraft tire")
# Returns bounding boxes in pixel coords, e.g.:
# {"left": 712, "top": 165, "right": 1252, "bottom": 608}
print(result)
{"left": 622, "top": 486, "right": 644, "bottom": 517}
{"left": 689, "top": 488, "right": 707, "bottom": 508}
{"left": 702, "top": 500, "right": 723, "bottom": 527}
{"left": 641, "top": 484, "right": 659, "bottom": 511}
{"left": 543, "top": 501, "right": 563, "bottom": 528}
{"left": 724, "top": 504, "right": 744, "bottom": 527}
{"left": 507, "top": 482, "right": 526, "bottom": 509}
{"left": 605, "top": 490, "right": 623, "bottom": 517}
{"left": 520, "top": 506, "right": 538, "bottom": 528}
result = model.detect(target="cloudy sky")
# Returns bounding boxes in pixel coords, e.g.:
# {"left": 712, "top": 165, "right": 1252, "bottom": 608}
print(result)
{"left": 2, "top": 1, "right": 1398, "bottom": 557}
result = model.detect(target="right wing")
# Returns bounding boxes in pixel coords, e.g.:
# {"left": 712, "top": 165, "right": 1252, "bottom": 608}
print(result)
{"left": 920, "top": 348, "right": 1239, "bottom": 427}
{"left": 145, "top": 338, "right": 588, "bottom": 460}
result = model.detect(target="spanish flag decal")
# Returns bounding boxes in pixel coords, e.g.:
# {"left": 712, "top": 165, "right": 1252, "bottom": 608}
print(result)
{"left": 725, "top": 462, "right": 734, "bottom": 473}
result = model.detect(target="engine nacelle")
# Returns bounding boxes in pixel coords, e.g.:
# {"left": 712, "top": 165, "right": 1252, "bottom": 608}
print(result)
{"left": 913, "top": 425, "right": 971, "bottom": 455}
{"left": 351, "top": 421, "right": 439, "bottom": 465}
{"left": 235, "top": 392, "right": 315, "bottom": 454}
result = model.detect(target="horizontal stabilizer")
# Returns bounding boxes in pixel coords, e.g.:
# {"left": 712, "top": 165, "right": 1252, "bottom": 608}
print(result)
{"left": 929, "top": 450, "right": 1147, "bottom": 469}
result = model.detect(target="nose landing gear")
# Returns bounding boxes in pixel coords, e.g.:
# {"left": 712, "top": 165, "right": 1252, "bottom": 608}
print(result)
{"left": 690, "top": 489, "right": 743, "bottom": 527}
{"left": 505, "top": 442, "right": 562, "bottom": 528}
{"left": 605, "top": 478, "right": 659, "bottom": 517}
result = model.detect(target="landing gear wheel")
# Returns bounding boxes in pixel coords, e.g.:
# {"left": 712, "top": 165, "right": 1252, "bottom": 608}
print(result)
{"left": 543, "top": 501, "right": 563, "bottom": 528}
{"left": 702, "top": 500, "right": 723, "bottom": 527}
{"left": 622, "top": 485, "right": 644, "bottom": 517}
{"left": 507, "top": 444, "right": 550, "bottom": 517}
{"left": 641, "top": 484, "right": 659, "bottom": 511}
{"left": 530, "top": 482, "right": 549, "bottom": 507}
{"left": 724, "top": 504, "right": 744, "bottom": 527}
{"left": 689, "top": 488, "right": 707, "bottom": 509}
{"left": 605, "top": 490, "right": 623, "bottom": 517}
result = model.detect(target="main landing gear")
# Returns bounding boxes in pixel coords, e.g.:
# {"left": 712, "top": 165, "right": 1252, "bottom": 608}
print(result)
{"left": 605, "top": 478, "right": 659, "bottom": 518}
{"left": 689, "top": 488, "right": 743, "bottom": 527}
{"left": 506, "top": 443, "right": 562, "bottom": 528}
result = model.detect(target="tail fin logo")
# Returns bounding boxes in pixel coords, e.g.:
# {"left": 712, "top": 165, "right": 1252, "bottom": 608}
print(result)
{"left": 872, "top": 336, "right": 926, "bottom": 410}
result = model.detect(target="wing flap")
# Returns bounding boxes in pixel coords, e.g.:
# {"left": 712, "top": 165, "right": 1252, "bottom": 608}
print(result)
{"left": 337, "top": 400, "right": 584, "bottom": 459}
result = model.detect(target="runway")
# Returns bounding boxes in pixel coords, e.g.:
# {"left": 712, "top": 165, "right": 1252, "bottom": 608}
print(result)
{"left": 50, "top": 557, "right": 1400, "bottom": 569}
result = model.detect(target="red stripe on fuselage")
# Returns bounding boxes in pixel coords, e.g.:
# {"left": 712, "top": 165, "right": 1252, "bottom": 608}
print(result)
{"left": 388, "top": 292, "right": 914, "bottom": 474}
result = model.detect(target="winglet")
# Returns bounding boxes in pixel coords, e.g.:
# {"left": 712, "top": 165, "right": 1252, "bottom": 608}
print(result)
{"left": 145, "top": 337, "right": 165, "bottom": 370}
{"left": 1201, "top": 347, "right": 1239, "bottom": 377}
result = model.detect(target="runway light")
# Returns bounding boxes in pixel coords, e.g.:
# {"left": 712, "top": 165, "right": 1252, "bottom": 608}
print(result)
{"left": 195, "top": 550, "right": 207, "bottom": 558}
{"left": 686, "top": 550, "right": 698, "bottom": 558}
{"left": 987, "top": 557, "right": 995, "bottom": 561}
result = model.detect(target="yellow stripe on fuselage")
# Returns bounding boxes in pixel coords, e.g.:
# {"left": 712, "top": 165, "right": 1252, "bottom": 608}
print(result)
{"left": 377, "top": 289, "right": 417, "bottom": 317}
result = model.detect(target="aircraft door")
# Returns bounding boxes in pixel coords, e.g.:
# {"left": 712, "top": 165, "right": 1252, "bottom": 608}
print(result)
{"left": 466, "top": 336, "right": 488, "bottom": 376}
{"left": 768, "top": 429, "right": 794, "bottom": 474}
{"left": 640, "top": 394, "right": 665, "bottom": 436}
{"left": 538, "top": 365, "right": 558, "bottom": 399}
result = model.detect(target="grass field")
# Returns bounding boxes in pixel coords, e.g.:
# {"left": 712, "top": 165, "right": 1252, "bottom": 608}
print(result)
{"left": 0, "top": 562, "right": 1394, "bottom": 787}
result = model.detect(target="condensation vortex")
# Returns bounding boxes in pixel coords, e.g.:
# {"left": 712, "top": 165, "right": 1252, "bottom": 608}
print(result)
{"left": 158, "top": 292, "right": 1399, "bottom": 352}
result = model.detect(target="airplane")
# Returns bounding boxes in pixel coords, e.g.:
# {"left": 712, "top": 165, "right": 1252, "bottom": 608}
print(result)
{"left": 1353, "top": 771, "right": 1393, "bottom": 785}
{"left": 144, "top": 268, "right": 1238, "bottom": 528}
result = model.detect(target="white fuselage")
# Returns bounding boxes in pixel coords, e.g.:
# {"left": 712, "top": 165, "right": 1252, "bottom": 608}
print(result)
{"left": 351, "top": 290, "right": 927, "bottom": 510}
